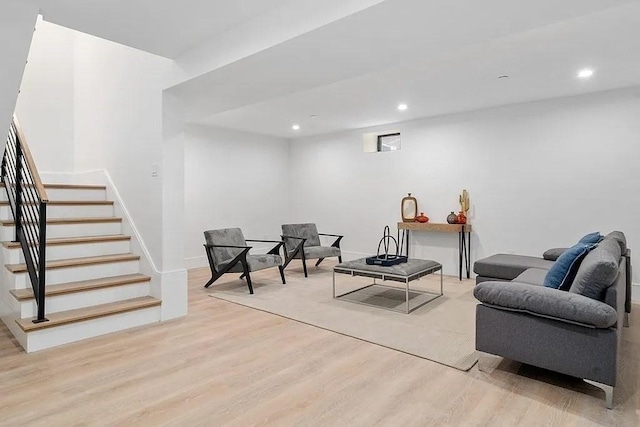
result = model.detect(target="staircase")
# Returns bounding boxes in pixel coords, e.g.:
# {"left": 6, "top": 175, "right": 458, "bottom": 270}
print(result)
{"left": 0, "top": 181, "right": 162, "bottom": 352}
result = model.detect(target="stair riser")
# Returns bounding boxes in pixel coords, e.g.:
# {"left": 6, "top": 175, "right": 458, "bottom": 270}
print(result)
{"left": 0, "top": 205, "right": 114, "bottom": 220}
{"left": 10, "top": 260, "right": 140, "bottom": 289}
{"left": 4, "top": 240, "right": 131, "bottom": 263}
{"left": 24, "top": 306, "right": 161, "bottom": 353}
{"left": 0, "top": 222, "right": 122, "bottom": 241}
{"left": 0, "top": 188, "right": 107, "bottom": 202}
{"left": 19, "top": 282, "right": 150, "bottom": 318}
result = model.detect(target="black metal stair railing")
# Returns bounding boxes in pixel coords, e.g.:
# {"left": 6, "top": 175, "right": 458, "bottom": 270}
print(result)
{"left": 1, "top": 115, "right": 48, "bottom": 323}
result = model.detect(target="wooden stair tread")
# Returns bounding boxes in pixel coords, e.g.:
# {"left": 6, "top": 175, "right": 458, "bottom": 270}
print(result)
{"left": 0, "top": 217, "right": 122, "bottom": 226}
{"left": 10, "top": 274, "right": 151, "bottom": 301}
{"left": 2, "top": 234, "right": 131, "bottom": 249}
{"left": 16, "top": 296, "right": 160, "bottom": 332}
{"left": 0, "top": 182, "right": 106, "bottom": 190}
{"left": 0, "top": 200, "right": 113, "bottom": 206}
{"left": 6, "top": 253, "right": 140, "bottom": 273}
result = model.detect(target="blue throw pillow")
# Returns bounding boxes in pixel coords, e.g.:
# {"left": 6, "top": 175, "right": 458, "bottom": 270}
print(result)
{"left": 578, "top": 232, "right": 602, "bottom": 245}
{"left": 544, "top": 243, "right": 597, "bottom": 289}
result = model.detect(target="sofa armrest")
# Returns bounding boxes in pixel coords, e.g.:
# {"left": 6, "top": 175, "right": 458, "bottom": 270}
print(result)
{"left": 543, "top": 247, "right": 569, "bottom": 261}
{"left": 474, "top": 281, "right": 617, "bottom": 328}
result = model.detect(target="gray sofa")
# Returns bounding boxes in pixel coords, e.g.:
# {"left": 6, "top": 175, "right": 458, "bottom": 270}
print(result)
{"left": 473, "top": 231, "right": 630, "bottom": 408}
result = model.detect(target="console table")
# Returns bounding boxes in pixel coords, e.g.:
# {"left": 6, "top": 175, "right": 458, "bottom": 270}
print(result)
{"left": 397, "top": 222, "right": 472, "bottom": 281}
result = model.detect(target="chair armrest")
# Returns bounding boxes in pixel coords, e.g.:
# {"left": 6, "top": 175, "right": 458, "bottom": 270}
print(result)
{"left": 204, "top": 244, "right": 252, "bottom": 249}
{"left": 543, "top": 247, "right": 568, "bottom": 261}
{"left": 318, "top": 233, "right": 343, "bottom": 238}
{"left": 246, "top": 240, "right": 285, "bottom": 256}
{"left": 474, "top": 281, "right": 618, "bottom": 328}
{"left": 319, "top": 233, "right": 343, "bottom": 248}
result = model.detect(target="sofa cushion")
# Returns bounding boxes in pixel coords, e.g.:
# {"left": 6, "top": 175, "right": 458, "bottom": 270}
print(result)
{"left": 578, "top": 231, "right": 602, "bottom": 245}
{"left": 542, "top": 247, "right": 568, "bottom": 261}
{"left": 514, "top": 268, "right": 547, "bottom": 286}
{"left": 473, "top": 254, "right": 555, "bottom": 281}
{"left": 603, "top": 231, "right": 627, "bottom": 255}
{"left": 474, "top": 281, "right": 618, "bottom": 328}
{"left": 543, "top": 243, "right": 596, "bottom": 290}
{"left": 569, "top": 238, "right": 621, "bottom": 300}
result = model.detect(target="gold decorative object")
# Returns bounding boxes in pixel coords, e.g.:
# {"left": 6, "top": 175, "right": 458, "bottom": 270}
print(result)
{"left": 459, "top": 189, "right": 470, "bottom": 214}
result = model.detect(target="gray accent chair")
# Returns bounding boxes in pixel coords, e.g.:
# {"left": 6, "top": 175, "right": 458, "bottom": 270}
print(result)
{"left": 203, "top": 228, "right": 285, "bottom": 294}
{"left": 473, "top": 231, "right": 629, "bottom": 408}
{"left": 281, "top": 223, "right": 343, "bottom": 277}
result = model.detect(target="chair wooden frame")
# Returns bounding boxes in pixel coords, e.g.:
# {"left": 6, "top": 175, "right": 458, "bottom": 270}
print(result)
{"left": 281, "top": 233, "right": 343, "bottom": 277}
{"left": 204, "top": 240, "right": 285, "bottom": 294}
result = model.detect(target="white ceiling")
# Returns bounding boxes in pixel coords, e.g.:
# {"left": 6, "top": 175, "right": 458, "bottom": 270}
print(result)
{"left": 36, "top": 0, "right": 289, "bottom": 58}
{"left": 163, "top": 0, "right": 640, "bottom": 138}
{"left": 32, "top": 0, "right": 640, "bottom": 138}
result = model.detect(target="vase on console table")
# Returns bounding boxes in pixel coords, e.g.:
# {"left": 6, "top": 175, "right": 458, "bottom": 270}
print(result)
{"left": 456, "top": 211, "right": 467, "bottom": 224}
{"left": 416, "top": 212, "right": 429, "bottom": 223}
{"left": 446, "top": 212, "right": 457, "bottom": 224}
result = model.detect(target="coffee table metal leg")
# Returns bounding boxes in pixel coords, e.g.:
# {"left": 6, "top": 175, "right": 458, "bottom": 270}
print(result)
{"left": 332, "top": 271, "right": 335, "bottom": 298}
{"left": 406, "top": 278, "right": 410, "bottom": 314}
{"left": 440, "top": 268, "right": 443, "bottom": 295}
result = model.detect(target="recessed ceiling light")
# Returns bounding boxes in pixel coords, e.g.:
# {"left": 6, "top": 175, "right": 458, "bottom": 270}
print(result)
{"left": 292, "top": 124, "right": 300, "bottom": 130}
{"left": 310, "top": 115, "right": 317, "bottom": 119}
{"left": 398, "top": 104, "right": 408, "bottom": 111}
{"left": 577, "top": 68, "right": 594, "bottom": 79}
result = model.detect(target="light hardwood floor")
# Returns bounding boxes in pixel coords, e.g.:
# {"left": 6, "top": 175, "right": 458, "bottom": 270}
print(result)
{"left": 1, "top": 262, "right": 639, "bottom": 426}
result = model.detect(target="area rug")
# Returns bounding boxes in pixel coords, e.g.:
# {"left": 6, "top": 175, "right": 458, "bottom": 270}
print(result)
{"left": 209, "top": 268, "right": 479, "bottom": 371}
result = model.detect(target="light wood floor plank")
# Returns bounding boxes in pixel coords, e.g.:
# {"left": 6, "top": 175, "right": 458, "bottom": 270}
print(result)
{"left": 0, "top": 261, "right": 639, "bottom": 425}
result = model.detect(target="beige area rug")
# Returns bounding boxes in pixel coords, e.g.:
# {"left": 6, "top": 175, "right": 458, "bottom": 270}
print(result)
{"left": 209, "top": 265, "right": 479, "bottom": 371}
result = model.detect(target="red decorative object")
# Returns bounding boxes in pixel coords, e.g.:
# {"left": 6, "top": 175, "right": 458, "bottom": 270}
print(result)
{"left": 416, "top": 212, "right": 429, "bottom": 223}
{"left": 456, "top": 211, "right": 467, "bottom": 224}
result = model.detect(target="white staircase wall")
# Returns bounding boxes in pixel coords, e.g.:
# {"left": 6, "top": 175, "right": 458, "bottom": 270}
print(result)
{"left": 0, "top": 0, "right": 38, "bottom": 146}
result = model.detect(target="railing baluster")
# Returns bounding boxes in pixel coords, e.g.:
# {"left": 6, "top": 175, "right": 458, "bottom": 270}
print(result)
{"left": 35, "top": 201, "right": 47, "bottom": 323}
{"left": 13, "top": 136, "right": 23, "bottom": 243}
{"left": 3, "top": 116, "right": 48, "bottom": 323}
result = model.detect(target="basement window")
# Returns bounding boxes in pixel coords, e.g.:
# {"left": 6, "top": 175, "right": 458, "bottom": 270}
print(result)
{"left": 377, "top": 133, "right": 401, "bottom": 152}
{"left": 363, "top": 130, "right": 401, "bottom": 153}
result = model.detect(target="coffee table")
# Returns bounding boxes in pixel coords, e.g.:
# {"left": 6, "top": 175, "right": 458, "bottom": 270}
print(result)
{"left": 333, "top": 258, "right": 443, "bottom": 314}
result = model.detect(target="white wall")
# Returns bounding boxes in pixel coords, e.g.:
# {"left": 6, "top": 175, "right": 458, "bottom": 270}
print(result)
{"left": 16, "top": 18, "right": 75, "bottom": 172}
{"left": 184, "top": 125, "right": 290, "bottom": 268}
{"left": 13, "top": 21, "right": 188, "bottom": 319}
{"left": 0, "top": 0, "right": 38, "bottom": 142}
{"left": 73, "top": 32, "right": 175, "bottom": 270}
{"left": 289, "top": 88, "right": 640, "bottom": 283}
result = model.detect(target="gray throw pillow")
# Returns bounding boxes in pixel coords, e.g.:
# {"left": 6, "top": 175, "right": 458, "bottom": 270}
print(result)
{"left": 543, "top": 247, "right": 568, "bottom": 261}
{"left": 569, "top": 239, "right": 621, "bottom": 300}
{"left": 603, "top": 231, "right": 627, "bottom": 255}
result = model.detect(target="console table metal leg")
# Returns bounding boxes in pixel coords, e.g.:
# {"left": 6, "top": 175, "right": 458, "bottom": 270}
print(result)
{"left": 405, "top": 230, "right": 410, "bottom": 257}
{"left": 466, "top": 231, "right": 471, "bottom": 279}
{"left": 458, "top": 231, "right": 463, "bottom": 281}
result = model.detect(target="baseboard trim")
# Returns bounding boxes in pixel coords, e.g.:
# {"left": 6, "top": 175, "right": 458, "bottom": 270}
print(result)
{"left": 185, "top": 256, "right": 208, "bottom": 270}
{"left": 341, "top": 250, "right": 370, "bottom": 261}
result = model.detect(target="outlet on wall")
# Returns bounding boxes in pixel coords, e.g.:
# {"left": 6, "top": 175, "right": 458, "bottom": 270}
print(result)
{"left": 151, "top": 163, "right": 159, "bottom": 178}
